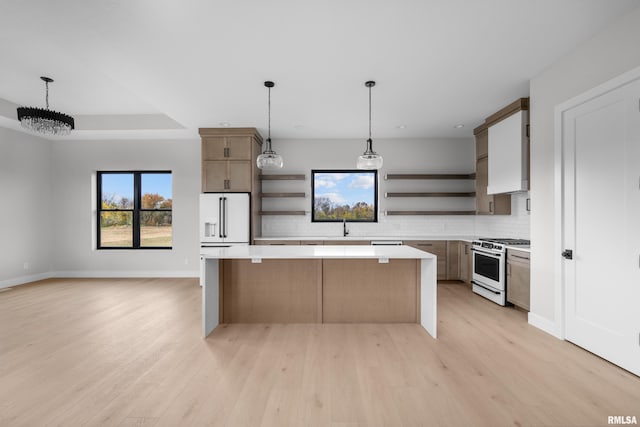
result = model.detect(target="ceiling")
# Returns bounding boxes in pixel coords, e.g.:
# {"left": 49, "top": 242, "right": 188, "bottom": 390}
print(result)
{"left": 1, "top": 0, "right": 638, "bottom": 140}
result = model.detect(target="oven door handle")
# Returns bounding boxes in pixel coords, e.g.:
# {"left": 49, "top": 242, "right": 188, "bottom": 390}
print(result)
{"left": 471, "top": 247, "right": 501, "bottom": 258}
{"left": 472, "top": 281, "right": 501, "bottom": 295}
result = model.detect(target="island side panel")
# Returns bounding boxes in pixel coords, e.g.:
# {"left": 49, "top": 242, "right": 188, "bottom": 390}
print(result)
{"left": 201, "top": 257, "right": 219, "bottom": 337}
{"left": 322, "top": 259, "right": 418, "bottom": 323}
{"left": 420, "top": 257, "right": 437, "bottom": 338}
{"left": 222, "top": 259, "right": 322, "bottom": 323}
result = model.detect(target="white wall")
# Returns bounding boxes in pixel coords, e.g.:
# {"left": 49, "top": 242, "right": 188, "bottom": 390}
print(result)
{"left": 0, "top": 127, "right": 53, "bottom": 287}
{"left": 261, "top": 137, "right": 530, "bottom": 239}
{"left": 529, "top": 6, "right": 640, "bottom": 332}
{"left": 50, "top": 138, "right": 201, "bottom": 277}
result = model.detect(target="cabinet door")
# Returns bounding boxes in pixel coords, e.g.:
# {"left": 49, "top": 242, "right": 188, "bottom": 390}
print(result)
{"left": 202, "top": 137, "right": 227, "bottom": 160}
{"left": 406, "top": 241, "right": 446, "bottom": 280}
{"left": 446, "top": 241, "right": 460, "bottom": 280}
{"left": 227, "top": 161, "right": 252, "bottom": 192}
{"left": 476, "top": 156, "right": 492, "bottom": 214}
{"left": 459, "top": 242, "right": 472, "bottom": 284}
{"left": 507, "top": 259, "right": 530, "bottom": 310}
{"left": 226, "top": 137, "right": 253, "bottom": 160}
{"left": 202, "top": 161, "right": 228, "bottom": 192}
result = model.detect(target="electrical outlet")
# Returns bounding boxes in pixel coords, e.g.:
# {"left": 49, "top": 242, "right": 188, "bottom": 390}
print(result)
{"left": 184, "top": 258, "right": 189, "bottom": 265}
{"left": 23, "top": 262, "right": 29, "bottom": 270}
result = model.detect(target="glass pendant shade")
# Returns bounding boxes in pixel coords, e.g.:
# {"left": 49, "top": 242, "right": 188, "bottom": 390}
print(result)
{"left": 257, "top": 81, "right": 283, "bottom": 170}
{"left": 357, "top": 81, "right": 382, "bottom": 170}
{"left": 17, "top": 77, "right": 74, "bottom": 136}
{"left": 257, "top": 139, "right": 283, "bottom": 170}
{"left": 357, "top": 138, "right": 383, "bottom": 169}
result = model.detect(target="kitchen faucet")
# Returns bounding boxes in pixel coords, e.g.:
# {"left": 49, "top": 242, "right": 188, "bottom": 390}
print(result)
{"left": 343, "top": 219, "right": 349, "bottom": 237}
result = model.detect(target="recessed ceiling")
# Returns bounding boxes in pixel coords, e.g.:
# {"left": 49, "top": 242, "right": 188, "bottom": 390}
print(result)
{"left": 0, "top": 0, "right": 638, "bottom": 139}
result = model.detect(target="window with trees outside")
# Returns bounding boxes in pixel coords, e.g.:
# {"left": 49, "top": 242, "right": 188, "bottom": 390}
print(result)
{"left": 97, "top": 171, "right": 172, "bottom": 249}
{"left": 311, "top": 170, "right": 378, "bottom": 222}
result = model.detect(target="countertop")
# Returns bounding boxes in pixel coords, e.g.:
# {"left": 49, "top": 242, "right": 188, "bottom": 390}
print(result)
{"left": 506, "top": 246, "right": 531, "bottom": 253}
{"left": 255, "top": 236, "right": 477, "bottom": 243}
{"left": 200, "top": 245, "right": 436, "bottom": 260}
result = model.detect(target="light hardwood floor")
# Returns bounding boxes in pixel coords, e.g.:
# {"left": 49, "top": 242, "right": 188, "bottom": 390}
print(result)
{"left": 1, "top": 278, "right": 639, "bottom": 426}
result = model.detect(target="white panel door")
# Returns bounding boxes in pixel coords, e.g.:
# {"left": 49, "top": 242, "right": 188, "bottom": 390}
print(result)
{"left": 562, "top": 77, "right": 640, "bottom": 376}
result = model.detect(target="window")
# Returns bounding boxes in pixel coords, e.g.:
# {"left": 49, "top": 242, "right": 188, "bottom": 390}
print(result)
{"left": 97, "top": 171, "right": 172, "bottom": 249}
{"left": 311, "top": 169, "right": 378, "bottom": 222}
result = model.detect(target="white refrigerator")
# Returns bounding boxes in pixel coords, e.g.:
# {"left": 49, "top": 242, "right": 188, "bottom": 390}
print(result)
{"left": 200, "top": 193, "right": 250, "bottom": 247}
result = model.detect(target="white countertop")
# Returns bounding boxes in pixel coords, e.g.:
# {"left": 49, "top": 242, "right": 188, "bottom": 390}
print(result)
{"left": 506, "top": 245, "right": 531, "bottom": 253}
{"left": 200, "top": 245, "right": 436, "bottom": 260}
{"left": 255, "top": 235, "right": 477, "bottom": 242}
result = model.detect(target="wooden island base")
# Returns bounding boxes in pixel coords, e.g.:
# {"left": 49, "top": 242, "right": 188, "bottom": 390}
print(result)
{"left": 221, "top": 259, "right": 419, "bottom": 324}
{"left": 200, "top": 245, "right": 437, "bottom": 338}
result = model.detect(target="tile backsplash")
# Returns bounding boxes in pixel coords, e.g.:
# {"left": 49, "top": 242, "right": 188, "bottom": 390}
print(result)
{"left": 263, "top": 191, "right": 531, "bottom": 239}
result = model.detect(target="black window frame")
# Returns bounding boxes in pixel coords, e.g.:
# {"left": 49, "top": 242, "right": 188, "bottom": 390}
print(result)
{"left": 311, "top": 169, "right": 378, "bottom": 223}
{"left": 97, "top": 170, "right": 173, "bottom": 250}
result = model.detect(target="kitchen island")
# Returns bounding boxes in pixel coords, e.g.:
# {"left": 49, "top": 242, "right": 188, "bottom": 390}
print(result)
{"left": 200, "top": 245, "right": 437, "bottom": 338}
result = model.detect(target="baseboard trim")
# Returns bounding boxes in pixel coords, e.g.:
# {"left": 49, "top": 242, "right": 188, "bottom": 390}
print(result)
{"left": 528, "top": 312, "right": 564, "bottom": 339}
{"left": 0, "top": 272, "right": 55, "bottom": 289}
{"left": 53, "top": 270, "right": 200, "bottom": 278}
{"left": 0, "top": 270, "right": 199, "bottom": 288}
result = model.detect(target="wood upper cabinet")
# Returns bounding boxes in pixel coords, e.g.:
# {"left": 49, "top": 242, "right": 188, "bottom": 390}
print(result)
{"left": 507, "top": 249, "right": 530, "bottom": 310}
{"left": 202, "top": 160, "right": 252, "bottom": 192}
{"left": 200, "top": 129, "right": 262, "bottom": 193}
{"left": 202, "top": 136, "right": 253, "bottom": 160}
{"left": 475, "top": 129, "right": 511, "bottom": 215}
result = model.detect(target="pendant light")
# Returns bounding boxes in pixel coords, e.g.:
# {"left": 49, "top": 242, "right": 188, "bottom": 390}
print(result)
{"left": 257, "top": 81, "right": 283, "bottom": 170}
{"left": 17, "top": 76, "right": 75, "bottom": 136}
{"left": 356, "top": 80, "right": 383, "bottom": 170}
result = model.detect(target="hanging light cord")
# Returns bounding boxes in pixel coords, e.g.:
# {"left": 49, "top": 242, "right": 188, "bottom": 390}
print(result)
{"left": 45, "top": 80, "right": 50, "bottom": 109}
{"left": 368, "top": 83, "right": 372, "bottom": 141}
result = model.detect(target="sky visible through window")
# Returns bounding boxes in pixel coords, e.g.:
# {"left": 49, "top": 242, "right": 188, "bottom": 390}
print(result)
{"left": 314, "top": 172, "right": 375, "bottom": 206}
{"left": 102, "top": 173, "right": 172, "bottom": 204}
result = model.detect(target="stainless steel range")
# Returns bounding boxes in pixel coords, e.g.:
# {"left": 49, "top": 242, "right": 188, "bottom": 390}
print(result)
{"left": 471, "top": 238, "right": 530, "bottom": 305}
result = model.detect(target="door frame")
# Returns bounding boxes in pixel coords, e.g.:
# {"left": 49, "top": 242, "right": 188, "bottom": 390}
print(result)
{"left": 553, "top": 64, "right": 640, "bottom": 340}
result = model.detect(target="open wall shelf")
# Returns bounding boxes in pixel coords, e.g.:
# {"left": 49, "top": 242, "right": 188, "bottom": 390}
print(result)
{"left": 260, "top": 174, "right": 306, "bottom": 181}
{"left": 385, "top": 192, "right": 476, "bottom": 198}
{"left": 385, "top": 173, "right": 476, "bottom": 180}
{"left": 258, "top": 211, "right": 306, "bottom": 216}
{"left": 385, "top": 210, "right": 476, "bottom": 216}
{"left": 259, "top": 174, "right": 307, "bottom": 216}
{"left": 384, "top": 171, "right": 477, "bottom": 215}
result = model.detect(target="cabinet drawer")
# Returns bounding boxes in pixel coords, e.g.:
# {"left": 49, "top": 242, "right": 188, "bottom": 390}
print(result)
{"left": 507, "top": 249, "right": 530, "bottom": 262}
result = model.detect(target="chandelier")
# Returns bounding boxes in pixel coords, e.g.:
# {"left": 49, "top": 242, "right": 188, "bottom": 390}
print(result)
{"left": 17, "top": 77, "right": 74, "bottom": 136}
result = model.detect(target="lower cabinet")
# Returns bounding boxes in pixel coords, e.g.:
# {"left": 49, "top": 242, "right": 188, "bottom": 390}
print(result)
{"left": 507, "top": 249, "right": 530, "bottom": 310}
{"left": 459, "top": 241, "right": 472, "bottom": 284}
{"left": 404, "top": 241, "right": 447, "bottom": 280}
{"left": 254, "top": 239, "right": 474, "bottom": 284}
